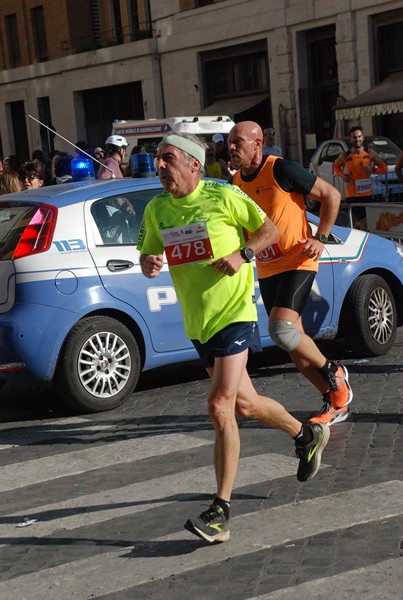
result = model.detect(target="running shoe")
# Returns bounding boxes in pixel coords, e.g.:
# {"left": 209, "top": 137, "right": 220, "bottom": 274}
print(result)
{"left": 295, "top": 423, "right": 330, "bottom": 482}
{"left": 327, "top": 363, "right": 353, "bottom": 409}
{"left": 309, "top": 393, "right": 352, "bottom": 426}
{"left": 184, "top": 503, "right": 230, "bottom": 543}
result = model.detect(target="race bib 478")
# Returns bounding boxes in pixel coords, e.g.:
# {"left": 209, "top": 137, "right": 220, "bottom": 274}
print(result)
{"left": 162, "top": 222, "right": 214, "bottom": 266}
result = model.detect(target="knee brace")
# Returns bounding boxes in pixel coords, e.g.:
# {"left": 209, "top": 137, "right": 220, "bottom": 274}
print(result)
{"left": 269, "top": 320, "right": 301, "bottom": 352}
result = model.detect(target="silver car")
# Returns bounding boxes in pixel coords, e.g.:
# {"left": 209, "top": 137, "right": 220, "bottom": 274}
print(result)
{"left": 307, "top": 136, "right": 403, "bottom": 210}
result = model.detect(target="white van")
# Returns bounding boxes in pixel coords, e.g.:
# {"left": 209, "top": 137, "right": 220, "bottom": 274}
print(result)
{"left": 111, "top": 115, "right": 235, "bottom": 164}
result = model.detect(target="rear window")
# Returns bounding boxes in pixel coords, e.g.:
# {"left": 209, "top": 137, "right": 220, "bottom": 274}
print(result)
{"left": 0, "top": 203, "right": 38, "bottom": 260}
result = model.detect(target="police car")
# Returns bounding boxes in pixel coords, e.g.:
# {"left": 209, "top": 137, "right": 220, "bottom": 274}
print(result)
{"left": 1, "top": 177, "right": 403, "bottom": 413}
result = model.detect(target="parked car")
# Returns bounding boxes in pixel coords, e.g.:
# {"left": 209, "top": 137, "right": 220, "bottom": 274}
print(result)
{"left": 1, "top": 178, "right": 403, "bottom": 413}
{"left": 306, "top": 136, "right": 403, "bottom": 210}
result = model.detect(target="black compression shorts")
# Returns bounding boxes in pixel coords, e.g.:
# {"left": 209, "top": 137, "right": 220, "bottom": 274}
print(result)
{"left": 258, "top": 270, "right": 316, "bottom": 316}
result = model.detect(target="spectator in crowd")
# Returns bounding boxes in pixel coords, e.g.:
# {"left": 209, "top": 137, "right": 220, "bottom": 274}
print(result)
{"left": 50, "top": 150, "right": 63, "bottom": 183}
{"left": 0, "top": 171, "right": 22, "bottom": 194}
{"left": 19, "top": 162, "right": 44, "bottom": 190}
{"left": 32, "top": 149, "right": 53, "bottom": 186}
{"left": 3, "top": 155, "right": 23, "bottom": 174}
{"left": 334, "top": 126, "right": 387, "bottom": 229}
{"left": 123, "top": 145, "right": 143, "bottom": 177}
{"left": 212, "top": 133, "right": 230, "bottom": 165}
{"left": 394, "top": 150, "right": 403, "bottom": 184}
{"left": 93, "top": 147, "right": 105, "bottom": 176}
{"left": 262, "top": 126, "right": 282, "bottom": 157}
{"left": 204, "top": 142, "right": 223, "bottom": 179}
{"left": 97, "top": 135, "right": 128, "bottom": 179}
{"left": 54, "top": 152, "right": 73, "bottom": 184}
{"left": 94, "top": 147, "right": 105, "bottom": 162}
{"left": 75, "top": 140, "right": 90, "bottom": 158}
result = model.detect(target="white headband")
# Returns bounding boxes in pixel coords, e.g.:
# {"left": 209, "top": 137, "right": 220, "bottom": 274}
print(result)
{"left": 160, "top": 134, "right": 205, "bottom": 166}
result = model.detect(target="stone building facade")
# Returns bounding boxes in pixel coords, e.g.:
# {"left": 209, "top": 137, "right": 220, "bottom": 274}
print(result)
{"left": 0, "top": 0, "right": 402, "bottom": 164}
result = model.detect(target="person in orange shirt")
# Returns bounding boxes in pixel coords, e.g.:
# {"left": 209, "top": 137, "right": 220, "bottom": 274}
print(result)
{"left": 334, "top": 126, "right": 387, "bottom": 229}
{"left": 229, "top": 121, "right": 353, "bottom": 426}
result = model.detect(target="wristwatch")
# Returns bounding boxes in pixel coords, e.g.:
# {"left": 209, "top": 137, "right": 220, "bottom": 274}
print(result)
{"left": 315, "top": 233, "right": 328, "bottom": 243}
{"left": 240, "top": 247, "right": 254, "bottom": 262}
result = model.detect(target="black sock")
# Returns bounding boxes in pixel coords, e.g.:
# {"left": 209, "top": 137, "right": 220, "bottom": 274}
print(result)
{"left": 294, "top": 424, "right": 314, "bottom": 445}
{"left": 318, "top": 360, "right": 337, "bottom": 380}
{"left": 213, "top": 496, "right": 230, "bottom": 520}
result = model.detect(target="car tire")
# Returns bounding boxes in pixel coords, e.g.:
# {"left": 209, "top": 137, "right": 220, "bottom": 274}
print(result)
{"left": 343, "top": 274, "right": 397, "bottom": 356}
{"left": 55, "top": 316, "right": 141, "bottom": 413}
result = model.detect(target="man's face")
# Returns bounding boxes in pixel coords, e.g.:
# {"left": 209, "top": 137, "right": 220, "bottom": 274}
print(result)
{"left": 228, "top": 128, "right": 256, "bottom": 169}
{"left": 156, "top": 144, "right": 196, "bottom": 197}
{"left": 350, "top": 129, "right": 364, "bottom": 149}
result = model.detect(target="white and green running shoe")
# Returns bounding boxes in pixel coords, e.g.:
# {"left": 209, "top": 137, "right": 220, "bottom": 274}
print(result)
{"left": 184, "top": 503, "right": 230, "bottom": 543}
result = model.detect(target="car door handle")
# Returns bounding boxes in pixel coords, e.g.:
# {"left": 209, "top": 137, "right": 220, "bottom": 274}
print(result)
{"left": 106, "top": 259, "right": 134, "bottom": 272}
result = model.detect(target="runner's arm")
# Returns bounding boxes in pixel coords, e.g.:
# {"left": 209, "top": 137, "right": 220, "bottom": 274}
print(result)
{"left": 306, "top": 176, "right": 341, "bottom": 239}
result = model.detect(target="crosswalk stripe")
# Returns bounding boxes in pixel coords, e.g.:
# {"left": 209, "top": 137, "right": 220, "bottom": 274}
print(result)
{"left": 248, "top": 557, "right": 403, "bottom": 599}
{"left": 0, "top": 453, "right": 303, "bottom": 539}
{"left": 0, "top": 480, "right": 401, "bottom": 599}
{"left": 0, "top": 417, "right": 113, "bottom": 450}
{"left": 0, "top": 433, "right": 213, "bottom": 492}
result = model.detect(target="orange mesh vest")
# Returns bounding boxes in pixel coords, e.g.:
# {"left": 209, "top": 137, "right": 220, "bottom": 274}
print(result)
{"left": 232, "top": 155, "right": 317, "bottom": 278}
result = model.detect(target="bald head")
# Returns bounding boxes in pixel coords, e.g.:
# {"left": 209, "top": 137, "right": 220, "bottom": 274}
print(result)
{"left": 228, "top": 121, "right": 263, "bottom": 174}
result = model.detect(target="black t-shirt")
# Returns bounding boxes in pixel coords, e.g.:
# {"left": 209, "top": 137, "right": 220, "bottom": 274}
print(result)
{"left": 229, "top": 157, "right": 316, "bottom": 196}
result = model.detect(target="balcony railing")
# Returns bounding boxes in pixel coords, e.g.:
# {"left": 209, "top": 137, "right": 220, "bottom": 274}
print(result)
{"left": 61, "top": 24, "right": 153, "bottom": 57}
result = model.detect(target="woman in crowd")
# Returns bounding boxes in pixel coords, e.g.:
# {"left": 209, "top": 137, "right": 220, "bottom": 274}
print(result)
{"left": 19, "top": 162, "right": 44, "bottom": 190}
{"left": 0, "top": 171, "right": 22, "bottom": 194}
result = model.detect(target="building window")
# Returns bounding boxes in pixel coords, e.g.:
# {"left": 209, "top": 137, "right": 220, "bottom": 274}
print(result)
{"left": 110, "top": 0, "right": 124, "bottom": 44}
{"left": 127, "top": 0, "right": 152, "bottom": 41}
{"left": 202, "top": 43, "right": 268, "bottom": 105}
{"left": 373, "top": 8, "right": 403, "bottom": 81}
{"left": 378, "top": 22, "right": 403, "bottom": 79}
{"left": 37, "top": 97, "right": 54, "bottom": 156}
{"left": 31, "top": 6, "right": 48, "bottom": 62}
{"left": 5, "top": 14, "right": 21, "bottom": 68}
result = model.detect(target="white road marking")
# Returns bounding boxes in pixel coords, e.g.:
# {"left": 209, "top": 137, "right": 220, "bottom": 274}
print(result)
{"left": 0, "top": 481, "right": 401, "bottom": 599}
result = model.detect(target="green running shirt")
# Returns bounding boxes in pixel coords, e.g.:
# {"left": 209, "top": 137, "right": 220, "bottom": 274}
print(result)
{"left": 137, "top": 179, "right": 266, "bottom": 343}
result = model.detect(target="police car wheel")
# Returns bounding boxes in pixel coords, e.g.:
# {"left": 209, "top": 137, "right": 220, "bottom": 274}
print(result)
{"left": 55, "top": 316, "right": 141, "bottom": 413}
{"left": 343, "top": 274, "right": 397, "bottom": 356}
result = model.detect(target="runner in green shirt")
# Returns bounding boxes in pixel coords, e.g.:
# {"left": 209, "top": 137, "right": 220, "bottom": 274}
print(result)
{"left": 137, "top": 132, "right": 330, "bottom": 544}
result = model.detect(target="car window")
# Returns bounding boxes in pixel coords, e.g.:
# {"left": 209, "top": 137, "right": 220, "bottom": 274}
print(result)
{"left": 366, "top": 137, "right": 401, "bottom": 165}
{"left": 91, "top": 189, "right": 158, "bottom": 246}
{"left": 318, "top": 143, "right": 344, "bottom": 165}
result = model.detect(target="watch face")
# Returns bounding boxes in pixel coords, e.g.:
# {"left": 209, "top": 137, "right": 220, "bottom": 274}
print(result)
{"left": 241, "top": 247, "right": 254, "bottom": 261}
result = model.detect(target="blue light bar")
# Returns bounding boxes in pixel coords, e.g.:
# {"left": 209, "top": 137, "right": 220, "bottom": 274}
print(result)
{"left": 71, "top": 158, "right": 95, "bottom": 181}
{"left": 131, "top": 153, "right": 156, "bottom": 177}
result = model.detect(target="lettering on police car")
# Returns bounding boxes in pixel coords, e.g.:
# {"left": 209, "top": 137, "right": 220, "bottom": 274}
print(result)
{"left": 53, "top": 239, "right": 86, "bottom": 252}
{"left": 146, "top": 286, "right": 177, "bottom": 312}
{"left": 146, "top": 281, "right": 323, "bottom": 312}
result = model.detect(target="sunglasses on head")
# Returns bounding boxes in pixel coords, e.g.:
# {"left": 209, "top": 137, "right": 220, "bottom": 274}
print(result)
{"left": 264, "top": 129, "right": 275, "bottom": 136}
